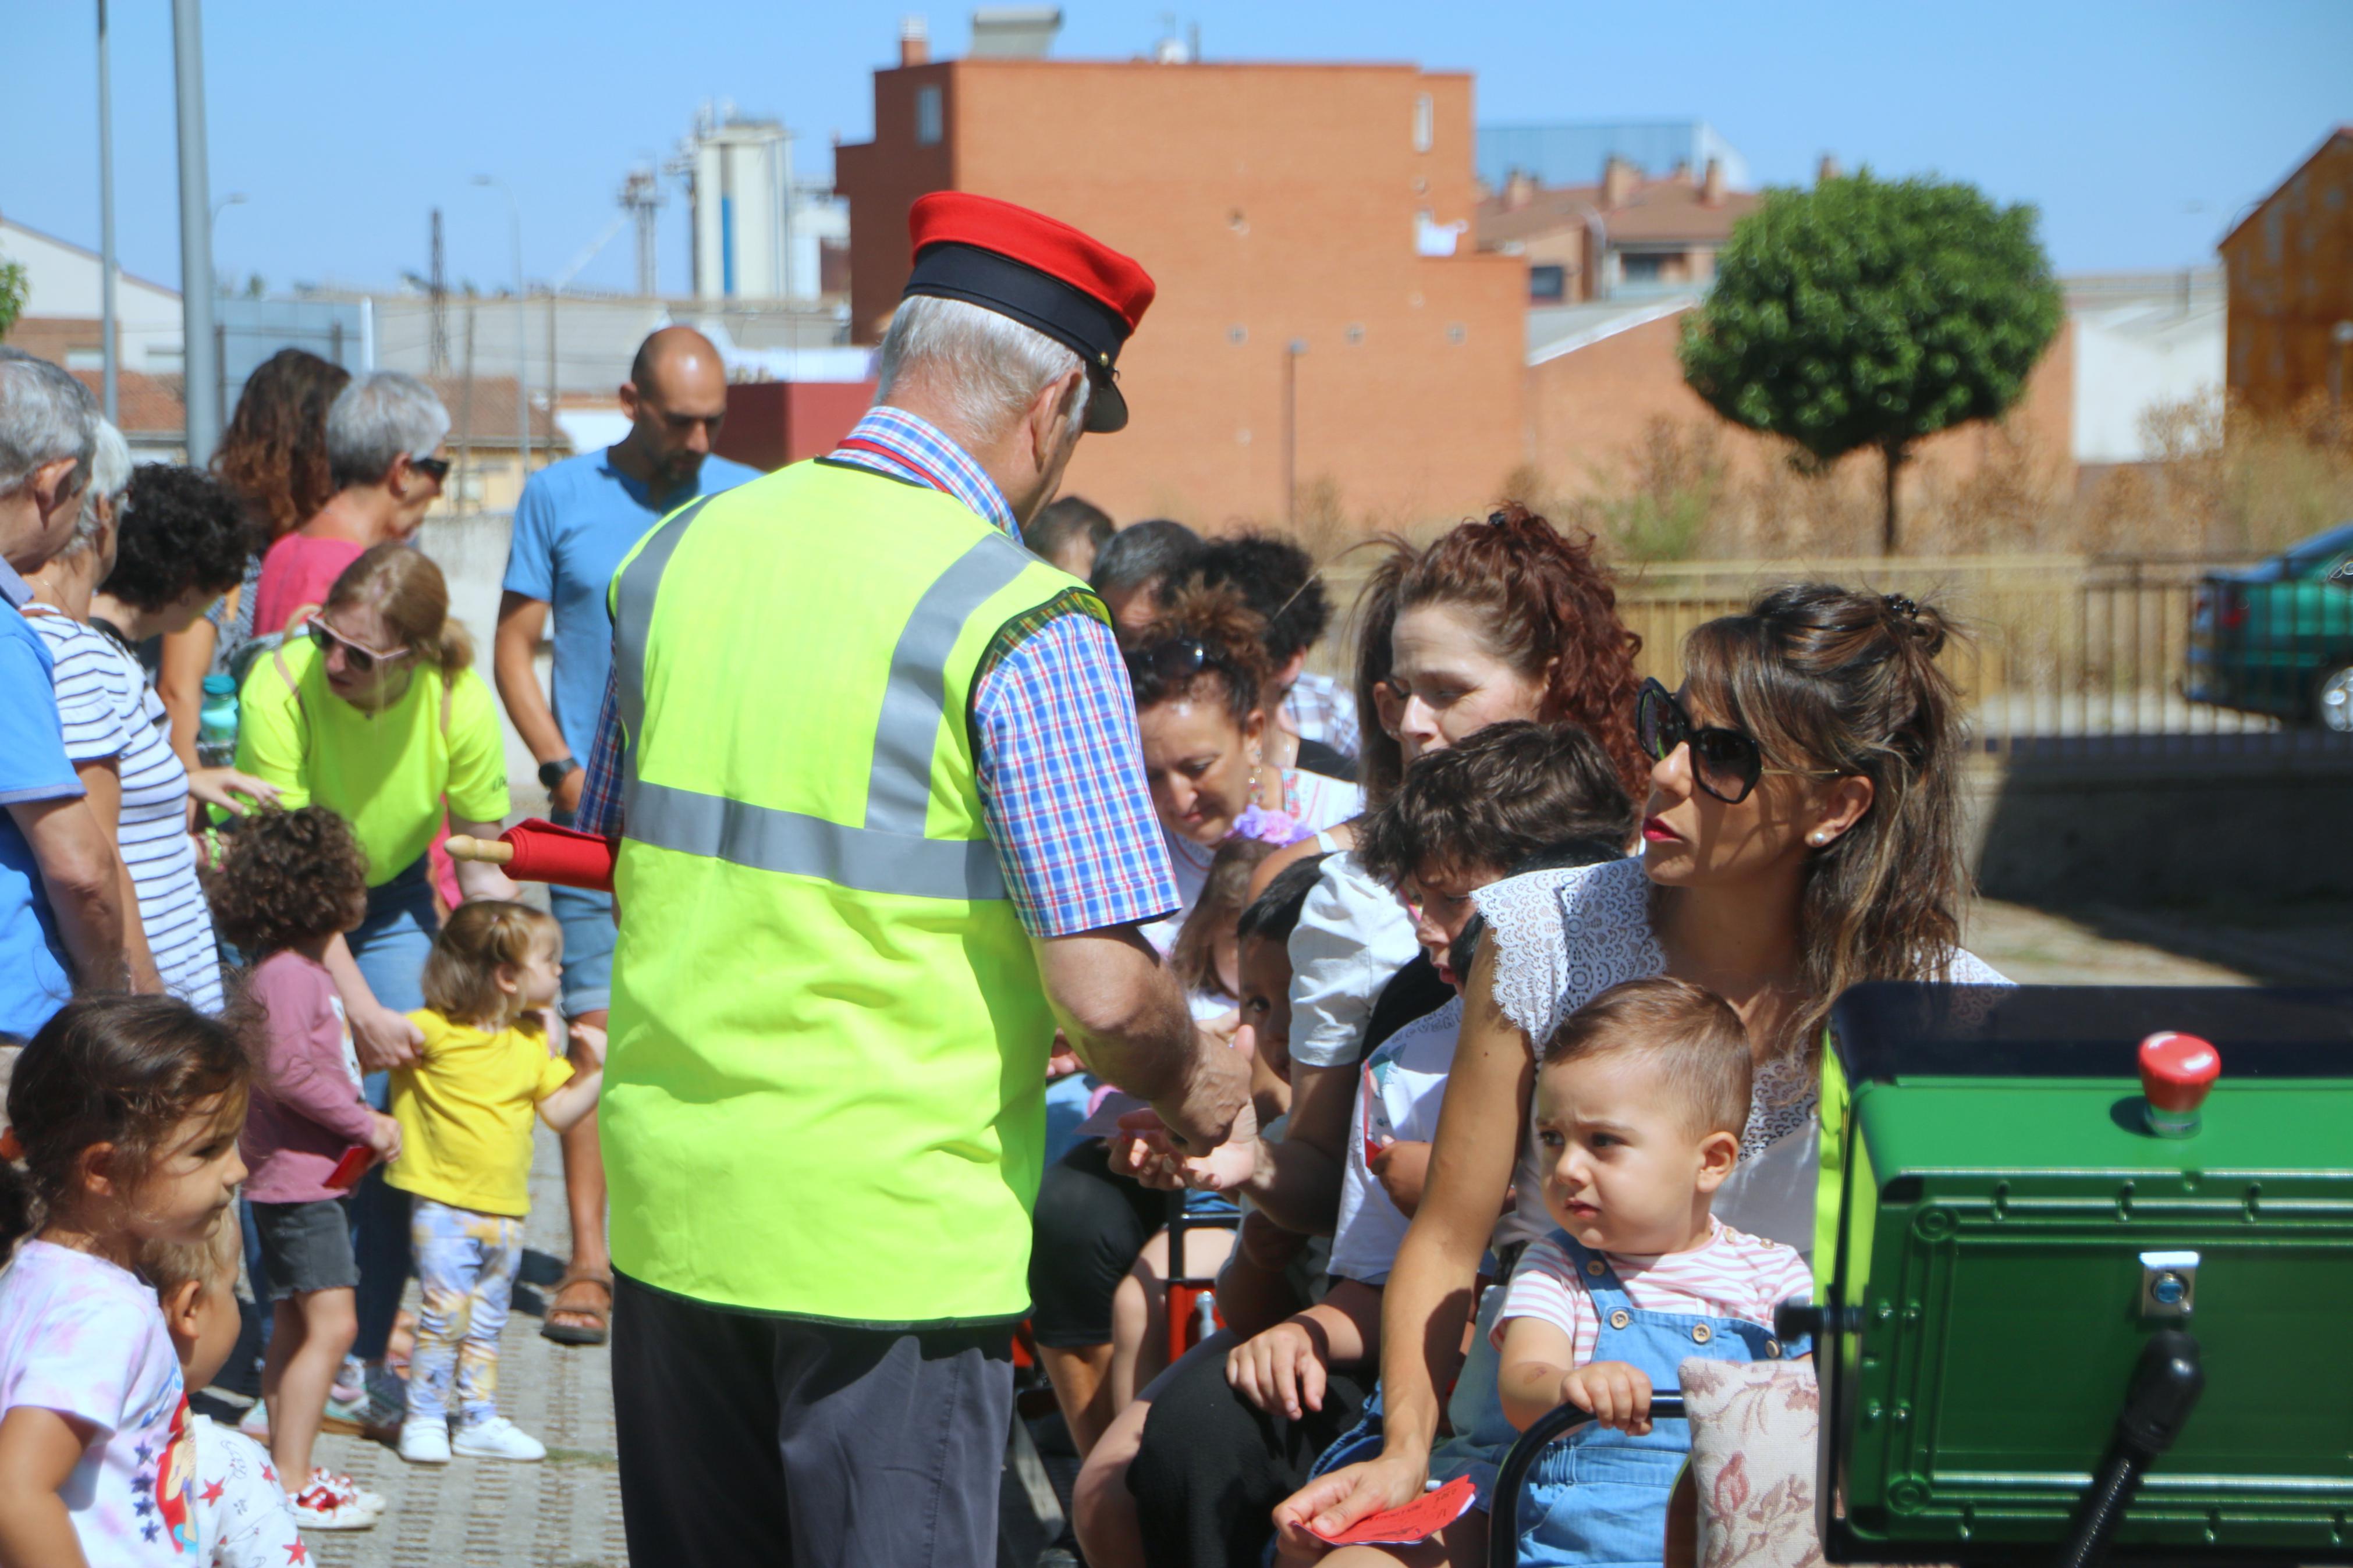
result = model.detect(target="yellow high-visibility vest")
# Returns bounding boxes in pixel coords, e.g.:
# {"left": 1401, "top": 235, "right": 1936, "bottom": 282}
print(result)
{"left": 602, "top": 458, "right": 1089, "bottom": 1325}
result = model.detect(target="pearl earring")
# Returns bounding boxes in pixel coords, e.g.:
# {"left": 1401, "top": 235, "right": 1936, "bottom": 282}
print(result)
{"left": 1809, "top": 831, "right": 1829, "bottom": 847}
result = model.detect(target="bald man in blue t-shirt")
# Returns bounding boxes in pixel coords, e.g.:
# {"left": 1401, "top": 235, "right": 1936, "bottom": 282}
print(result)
{"left": 491, "top": 325, "right": 761, "bottom": 1345}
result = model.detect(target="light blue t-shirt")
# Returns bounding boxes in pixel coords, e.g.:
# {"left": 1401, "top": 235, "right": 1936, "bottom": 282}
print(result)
{"left": 0, "top": 582, "right": 84, "bottom": 1040}
{"left": 500, "top": 447, "right": 765, "bottom": 762}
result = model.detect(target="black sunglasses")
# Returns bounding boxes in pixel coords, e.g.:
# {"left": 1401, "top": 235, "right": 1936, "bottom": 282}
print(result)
{"left": 1635, "top": 677, "right": 1834, "bottom": 805}
{"left": 410, "top": 454, "right": 452, "bottom": 483}
{"left": 308, "top": 618, "right": 413, "bottom": 676}
{"left": 1125, "top": 638, "right": 1211, "bottom": 685}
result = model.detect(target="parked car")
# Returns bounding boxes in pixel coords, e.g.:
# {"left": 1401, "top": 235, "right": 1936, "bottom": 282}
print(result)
{"left": 2187, "top": 521, "right": 2353, "bottom": 731}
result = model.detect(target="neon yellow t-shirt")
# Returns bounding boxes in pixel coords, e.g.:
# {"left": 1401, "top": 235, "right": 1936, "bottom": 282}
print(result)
{"left": 232, "top": 638, "right": 510, "bottom": 886}
{"left": 386, "top": 1009, "right": 573, "bottom": 1217}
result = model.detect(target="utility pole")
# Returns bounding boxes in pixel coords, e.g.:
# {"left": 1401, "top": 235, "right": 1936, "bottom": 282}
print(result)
{"left": 429, "top": 210, "right": 448, "bottom": 375}
{"left": 172, "top": 0, "right": 220, "bottom": 462}
{"left": 97, "top": 0, "right": 118, "bottom": 422}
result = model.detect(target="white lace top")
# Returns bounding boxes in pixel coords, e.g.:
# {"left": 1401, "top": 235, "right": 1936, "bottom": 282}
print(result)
{"left": 1471, "top": 856, "right": 2010, "bottom": 1256}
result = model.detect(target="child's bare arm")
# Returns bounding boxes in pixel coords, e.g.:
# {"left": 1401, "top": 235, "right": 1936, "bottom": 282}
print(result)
{"left": 0, "top": 1406, "right": 94, "bottom": 1568}
{"left": 1226, "top": 1278, "right": 1386, "bottom": 1419}
{"left": 1557, "top": 1361, "right": 1655, "bottom": 1436}
{"left": 538, "top": 1070, "right": 602, "bottom": 1133}
{"left": 1496, "top": 1314, "right": 1579, "bottom": 1432}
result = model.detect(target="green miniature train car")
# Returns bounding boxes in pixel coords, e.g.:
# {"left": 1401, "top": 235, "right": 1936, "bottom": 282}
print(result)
{"left": 1807, "top": 984, "right": 2353, "bottom": 1564}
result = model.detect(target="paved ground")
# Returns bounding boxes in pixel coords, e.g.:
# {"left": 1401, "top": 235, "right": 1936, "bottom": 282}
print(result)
{"left": 211, "top": 1133, "right": 627, "bottom": 1567}
{"left": 200, "top": 895, "right": 2316, "bottom": 1565}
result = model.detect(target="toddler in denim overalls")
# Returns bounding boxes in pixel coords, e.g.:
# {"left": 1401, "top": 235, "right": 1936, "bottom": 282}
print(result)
{"left": 1490, "top": 978, "right": 1812, "bottom": 1567}
{"left": 1304, "top": 977, "right": 1811, "bottom": 1568}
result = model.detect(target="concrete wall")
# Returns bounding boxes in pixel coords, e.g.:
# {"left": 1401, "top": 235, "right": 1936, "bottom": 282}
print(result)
{"left": 1968, "top": 741, "right": 2353, "bottom": 907}
{"left": 414, "top": 512, "right": 548, "bottom": 813}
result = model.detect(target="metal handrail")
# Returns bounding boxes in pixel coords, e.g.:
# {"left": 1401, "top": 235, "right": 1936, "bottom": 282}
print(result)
{"left": 1486, "top": 1392, "right": 1688, "bottom": 1568}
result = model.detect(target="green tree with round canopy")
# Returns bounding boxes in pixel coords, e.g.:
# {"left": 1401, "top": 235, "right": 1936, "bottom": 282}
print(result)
{"left": 1678, "top": 171, "right": 2062, "bottom": 554}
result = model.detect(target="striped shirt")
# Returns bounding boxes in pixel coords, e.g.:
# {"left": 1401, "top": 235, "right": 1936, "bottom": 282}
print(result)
{"left": 577, "top": 406, "right": 1179, "bottom": 940}
{"left": 1282, "top": 671, "right": 1361, "bottom": 759}
{"left": 1494, "top": 1219, "right": 1812, "bottom": 1366}
{"left": 25, "top": 610, "right": 225, "bottom": 1014}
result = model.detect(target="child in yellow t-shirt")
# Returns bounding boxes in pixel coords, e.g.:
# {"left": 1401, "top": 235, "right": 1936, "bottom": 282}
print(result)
{"left": 388, "top": 901, "right": 603, "bottom": 1465}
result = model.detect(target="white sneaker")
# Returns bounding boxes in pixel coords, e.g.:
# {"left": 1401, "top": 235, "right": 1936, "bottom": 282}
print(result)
{"left": 288, "top": 1478, "right": 379, "bottom": 1531}
{"left": 398, "top": 1418, "right": 451, "bottom": 1464}
{"left": 451, "top": 1415, "right": 545, "bottom": 1462}
{"left": 308, "top": 1467, "right": 387, "bottom": 1516}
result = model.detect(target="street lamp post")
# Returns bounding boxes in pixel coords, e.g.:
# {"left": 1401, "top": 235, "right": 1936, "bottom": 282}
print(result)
{"left": 171, "top": 0, "right": 221, "bottom": 463}
{"left": 97, "top": 0, "right": 117, "bottom": 423}
{"left": 473, "top": 175, "right": 530, "bottom": 485}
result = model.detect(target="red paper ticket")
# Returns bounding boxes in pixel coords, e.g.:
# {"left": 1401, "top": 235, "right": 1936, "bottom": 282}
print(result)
{"left": 1309, "top": 1475, "right": 1477, "bottom": 1546}
{"left": 324, "top": 1145, "right": 374, "bottom": 1191}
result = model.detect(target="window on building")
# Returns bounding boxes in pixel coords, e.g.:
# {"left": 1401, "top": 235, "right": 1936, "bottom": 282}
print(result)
{"left": 1529, "top": 265, "right": 1566, "bottom": 303}
{"left": 1620, "top": 252, "right": 1666, "bottom": 285}
{"left": 915, "top": 84, "right": 943, "bottom": 146}
{"left": 1447, "top": 323, "right": 1467, "bottom": 344}
{"left": 1345, "top": 323, "right": 1365, "bottom": 345}
{"left": 1412, "top": 94, "right": 1433, "bottom": 154}
{"left": 1227, "top": 325, "right": 1248, "bottom": 345}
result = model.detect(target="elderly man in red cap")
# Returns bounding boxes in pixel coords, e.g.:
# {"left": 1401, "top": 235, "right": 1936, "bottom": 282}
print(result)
{"left": 570, "top": 194, "right": 1248, "bottom": 1562}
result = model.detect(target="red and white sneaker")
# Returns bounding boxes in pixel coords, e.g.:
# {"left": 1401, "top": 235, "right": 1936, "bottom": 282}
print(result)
{"left": 308, "top": 1467, "right": 386, "bottom": 1516}
{"left": 288, "top": 1476, "right": 379, "bottom": 1531}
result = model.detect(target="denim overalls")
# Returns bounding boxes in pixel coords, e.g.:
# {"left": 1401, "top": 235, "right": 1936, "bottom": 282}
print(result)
{"left": 1508, "top": 1229, "right": 1798, "bottom": 1567}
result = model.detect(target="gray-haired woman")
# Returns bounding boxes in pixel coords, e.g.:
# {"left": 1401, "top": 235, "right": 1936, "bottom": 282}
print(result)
{"left": 250, "top": 369, "right": 449, "bottom": 639}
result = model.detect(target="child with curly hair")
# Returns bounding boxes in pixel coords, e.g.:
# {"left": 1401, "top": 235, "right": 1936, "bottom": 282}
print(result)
{"left": 210, "top": 806, "right": 393, "bottom": 1531}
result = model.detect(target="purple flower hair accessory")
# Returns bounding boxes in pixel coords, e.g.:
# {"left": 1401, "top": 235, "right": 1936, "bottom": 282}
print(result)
{"left": 1230, "top": 804, "right": 1315, "bottom": 847}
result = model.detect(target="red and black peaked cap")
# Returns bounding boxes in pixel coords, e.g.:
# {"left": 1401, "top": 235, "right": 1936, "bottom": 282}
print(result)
{"left": 904, "top": 191, "right": 1156, "bottom": 433}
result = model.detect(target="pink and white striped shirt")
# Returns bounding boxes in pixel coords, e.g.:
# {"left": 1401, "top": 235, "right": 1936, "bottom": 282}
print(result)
{"left": 1493, "top": 1218, "right": 1812, "bottom": 1366}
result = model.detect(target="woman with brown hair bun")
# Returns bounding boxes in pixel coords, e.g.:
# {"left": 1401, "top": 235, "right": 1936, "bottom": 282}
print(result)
{"left": 1273, "top": 584, "right": 2011, "bottom": 1563}
{"left": 157, "top": 348, "right": 352, "bottom": 775}
{"left": 232, "top": 541, "right": 516, "bottom": 1403}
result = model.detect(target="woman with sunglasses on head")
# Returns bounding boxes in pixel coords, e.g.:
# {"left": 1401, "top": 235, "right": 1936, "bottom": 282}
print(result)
{"left": 250, "top": 371, "right": 451, "bottom": 641}
{"left": 1128, "top": 583, "right": 1364, "bottom": 948}
{"left": 1271, "top": 584, "right": 2008, "bottom": 1563}
{"left": 235, "top": 541, "right": 517, "bottom": 1409}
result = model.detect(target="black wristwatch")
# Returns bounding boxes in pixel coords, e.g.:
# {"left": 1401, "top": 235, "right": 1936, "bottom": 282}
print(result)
{"left": 538, "top": 756, "right": 581, "bottom": 791}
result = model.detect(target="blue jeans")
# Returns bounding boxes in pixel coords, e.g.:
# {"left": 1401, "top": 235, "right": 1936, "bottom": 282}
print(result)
{"left": 350, "top": 859, "right": 436, "bottom": 1363}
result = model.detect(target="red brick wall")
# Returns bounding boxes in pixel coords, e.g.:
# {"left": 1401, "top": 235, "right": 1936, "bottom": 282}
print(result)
{"left": 717, "top": 381, "right": 880, "bottom": 472}
{"left": 835, "top": 58, "right": 1525, "bottom": 532}
{"left": 2223, "top": 131, "right": 2353, "bottom": 414}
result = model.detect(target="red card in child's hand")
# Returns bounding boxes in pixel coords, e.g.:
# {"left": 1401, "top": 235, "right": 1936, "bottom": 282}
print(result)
{"left": 1309, "top": 1475, "right": 1477, "bottom": 1546}
{"left": 324, "top": 1146, "right": 373, "bottom": 1191}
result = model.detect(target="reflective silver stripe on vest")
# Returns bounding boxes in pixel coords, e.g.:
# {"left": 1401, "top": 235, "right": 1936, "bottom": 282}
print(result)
{"left": 612, "top": 494, "right": 718, "bottom": 746}
{"left": 613, "top": 491, "right": 1028, "bottom": 902}
{"left": 864, "top": 532, "right": 1033, "bottom": 833}
{"left": 623, "top": 777, "right": 1008, "bottom": 901}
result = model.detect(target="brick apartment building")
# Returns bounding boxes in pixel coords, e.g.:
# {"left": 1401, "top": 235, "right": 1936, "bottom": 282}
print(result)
{"left": 833, "top": 26, "right": 1524, "bottom": 531}
{"left": 2221, "top": 126, "right": 2353, "bottom": 414}
{"left": 1477, "top": 156, "right": 1762, "bottom": 305}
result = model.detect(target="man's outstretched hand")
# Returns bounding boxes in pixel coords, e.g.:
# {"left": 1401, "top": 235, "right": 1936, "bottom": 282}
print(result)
{"left": 1144, "top": 1020, "right": 1254, "bottom": 1158}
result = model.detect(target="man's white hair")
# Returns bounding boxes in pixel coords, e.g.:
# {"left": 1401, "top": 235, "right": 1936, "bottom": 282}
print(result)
{"left": 874, "top": 296, "right": 1088, "bottom": 445}
{"left": 0, "top": 346, "right": 98, "bottom": 496}
{"left": 58, "top": 419, "right": 133, "bottom": 563}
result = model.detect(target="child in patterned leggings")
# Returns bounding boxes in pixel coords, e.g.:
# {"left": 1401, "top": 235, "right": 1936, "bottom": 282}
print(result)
{"left": 387, "top": 902, "right": 604, "bottom": 1464}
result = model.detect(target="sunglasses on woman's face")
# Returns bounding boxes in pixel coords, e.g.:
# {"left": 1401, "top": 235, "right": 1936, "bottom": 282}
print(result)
{"left": 410, "top": 454, "right": 452, "bottom": 483}
{"left": 308, "top": 618, "right": 412, "bottom": 676}
{"left": 1635, "top": 677, "right": 1834, "bottom": 805}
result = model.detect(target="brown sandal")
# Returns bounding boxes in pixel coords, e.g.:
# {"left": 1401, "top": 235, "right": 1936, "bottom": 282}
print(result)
{"left": 540, "top": 1269, "right": 613, "bottom": 1346}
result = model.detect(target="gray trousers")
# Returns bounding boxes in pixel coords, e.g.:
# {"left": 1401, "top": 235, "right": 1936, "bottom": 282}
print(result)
{"left": 611, "top": 1271, "right": 1016, "bottom": 1566}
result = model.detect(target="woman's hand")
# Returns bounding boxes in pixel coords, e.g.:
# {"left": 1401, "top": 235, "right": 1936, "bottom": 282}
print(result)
{"left": 1271, "top": 1450, "right": 1433, "bottom": 1557}
{"left": 185, "top": 767, "right": 279, "bottom": 816}
{"left": 1226, "top": 1318, "right": 1330, "bottom": 1419}
{"left": 352, "top": 1001, "right": 423, "bottom": 1072}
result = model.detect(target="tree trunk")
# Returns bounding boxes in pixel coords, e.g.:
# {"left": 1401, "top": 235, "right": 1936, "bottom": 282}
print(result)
{"left": 1880, "top": 439, "right": 1907, "bottom": 556}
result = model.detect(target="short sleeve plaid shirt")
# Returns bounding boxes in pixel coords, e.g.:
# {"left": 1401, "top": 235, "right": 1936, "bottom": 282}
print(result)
{"left": 576, "top": 407, "right": 1177, "bottom": 939}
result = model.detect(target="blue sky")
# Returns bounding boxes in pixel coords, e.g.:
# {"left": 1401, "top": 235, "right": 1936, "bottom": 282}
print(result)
{"left": 3, "top": 1, "right": 2347, "bottom": 300}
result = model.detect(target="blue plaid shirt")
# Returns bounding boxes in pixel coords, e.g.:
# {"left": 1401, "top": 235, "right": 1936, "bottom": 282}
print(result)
{"left": 576, "top": 406, "right": 1178, "bottom": 939}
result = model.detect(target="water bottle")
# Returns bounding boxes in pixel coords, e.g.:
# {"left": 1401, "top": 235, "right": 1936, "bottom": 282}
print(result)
{"left": 197, "top": 673, "right": 238, "bottom": 769}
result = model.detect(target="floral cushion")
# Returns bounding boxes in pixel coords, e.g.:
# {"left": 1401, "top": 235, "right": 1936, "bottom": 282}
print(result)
{"left": 1678, "top": 1357, "right": 1823, "bottom": 1568}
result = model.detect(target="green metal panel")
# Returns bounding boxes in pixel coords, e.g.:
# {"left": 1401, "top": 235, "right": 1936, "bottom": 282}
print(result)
{"left": 1820, "top": 986, "right": 2353, "bottom": 1561}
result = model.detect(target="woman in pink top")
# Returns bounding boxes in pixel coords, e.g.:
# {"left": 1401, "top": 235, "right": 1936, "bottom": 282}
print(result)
{"left": 251, "top": 371, "right": 449, "bottom": 639}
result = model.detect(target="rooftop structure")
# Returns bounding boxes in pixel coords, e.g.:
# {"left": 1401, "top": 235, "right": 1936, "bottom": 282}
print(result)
{"left": 1477, "top": 120, "right": 1751, "bottom": 195}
